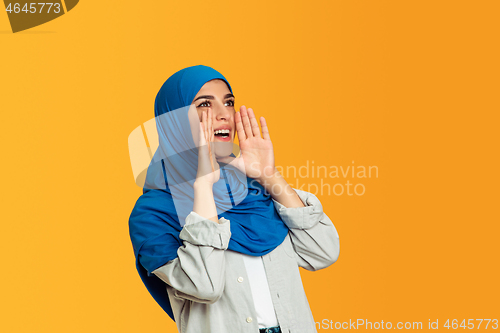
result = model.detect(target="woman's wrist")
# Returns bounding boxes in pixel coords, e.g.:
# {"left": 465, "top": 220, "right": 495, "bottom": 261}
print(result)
{"left": 257, "top": 168, "right": 306, "bottom": 208}
{"left": 194, "top": 179, "right": 214, "bottom": 189}
{"left": 193, "top": 181, "right": 219, "bottom": 223}
{"left": 256, "top": 167, "right": 282, "bottom": 191}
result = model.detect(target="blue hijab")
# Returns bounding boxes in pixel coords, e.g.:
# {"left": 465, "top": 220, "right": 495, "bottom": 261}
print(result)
{"left": 128, "top": 65, "right": 289, "bottom": 321}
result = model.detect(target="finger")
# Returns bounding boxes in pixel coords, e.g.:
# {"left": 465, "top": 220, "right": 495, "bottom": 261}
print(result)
{"left": 201, "top": 111, "right": 207, "bottom": 141}
{"left": 198, "top": 122, "right": 206, "bottom": 145}
{"left": 235, "top": 111, "right": 246, "bottom": 141}
{"left": 206, "top": 109, "right": 215, "bottom": 172}
{"left": 260, "top": 117, "right": 271, "bottom": 141}
{"left": 207, "top": 108, "right": 213, "bottom": 142}
{"left": 201, "top": 110, "right": 207, "bottom": 138}
{"left": 211, "top": 149, "right": 218, "bottom": 171}
{"left": 240, "top": 105, "right": 254, "bottom": 138}
{"left": 209, "top": 152, "right": 215, "bottom": 172}
{"left": 208, "top": 109, "right": 214, "bottom": 154}
{"left": 247, "top": 108, "right": 261, "bottom": 138}
{"left": 202, "top": 111, "right": 210, "bottom": 143}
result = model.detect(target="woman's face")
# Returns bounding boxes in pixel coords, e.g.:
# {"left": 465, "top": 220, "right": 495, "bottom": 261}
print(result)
{"left": 192, "top": 79, "right": 235, "bottom": 142}
{"left": 191, "top": 79, "right": 236, "bottom": 157}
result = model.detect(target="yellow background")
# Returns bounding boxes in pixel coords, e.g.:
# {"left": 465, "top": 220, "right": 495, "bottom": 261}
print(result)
{"left": 1, "top": 1, "right": 499, "bottom": 332}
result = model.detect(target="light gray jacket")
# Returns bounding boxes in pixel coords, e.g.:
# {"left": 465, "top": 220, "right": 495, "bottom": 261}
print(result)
{"left": 152, "top": 189, "right": 340, "bottom": 333}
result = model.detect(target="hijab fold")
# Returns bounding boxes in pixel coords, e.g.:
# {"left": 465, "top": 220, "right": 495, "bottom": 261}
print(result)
{"left": 129, "top": 65, "right": 289, "bottom": 321}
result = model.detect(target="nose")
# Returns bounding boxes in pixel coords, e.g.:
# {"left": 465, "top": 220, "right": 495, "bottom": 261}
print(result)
{"left": 212, "top": 100, "right": 231, "bottom": 122}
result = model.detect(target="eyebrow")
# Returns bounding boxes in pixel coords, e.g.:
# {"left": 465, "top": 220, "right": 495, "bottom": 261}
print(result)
{"left": 193, "top": 93, "right": 235, "bottom": 102}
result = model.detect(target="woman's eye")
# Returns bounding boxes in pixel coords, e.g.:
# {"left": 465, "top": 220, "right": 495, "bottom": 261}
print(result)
{"left": 198, "top": 100, "right": 210, "bottom": 107}
{"left": 198, "top": 99, "right": 234, "bottom": 107}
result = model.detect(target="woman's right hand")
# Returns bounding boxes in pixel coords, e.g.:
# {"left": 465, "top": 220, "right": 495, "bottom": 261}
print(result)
{"left": 196, "top": 108, "right": 220, "bottom": 186}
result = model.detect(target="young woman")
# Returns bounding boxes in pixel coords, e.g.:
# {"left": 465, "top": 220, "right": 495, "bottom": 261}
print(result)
{"left": 129, "top": 65, "right": 340, "bottom": 333}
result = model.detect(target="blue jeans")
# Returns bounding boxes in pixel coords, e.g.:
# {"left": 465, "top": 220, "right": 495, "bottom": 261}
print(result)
{"left": 259, "top": 326, "right": 281, "bottom": 333}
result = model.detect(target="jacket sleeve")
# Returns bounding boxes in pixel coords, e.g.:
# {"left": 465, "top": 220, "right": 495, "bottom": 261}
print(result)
{"left": 272, "top": 188, "right": 340, "bottom": 271}
{"left": 151, "top": 211, "right": 231, "bottom": 304}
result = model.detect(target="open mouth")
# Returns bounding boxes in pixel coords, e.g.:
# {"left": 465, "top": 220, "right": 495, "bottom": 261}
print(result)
{"left": 214, "top": 129, "right": 231, "bottom": 140}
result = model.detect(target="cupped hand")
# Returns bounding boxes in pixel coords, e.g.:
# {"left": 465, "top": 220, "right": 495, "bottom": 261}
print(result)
{"left": 217, "top": 106, "right": 276, "bottom": 182}
{"left": 196, "top": 108, "right": 220, "bottom": 186}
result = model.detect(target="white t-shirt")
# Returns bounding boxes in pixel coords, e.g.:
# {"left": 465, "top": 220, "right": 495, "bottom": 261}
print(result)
{"left": 241, "top": 253, "right": 279, "bottom": 328}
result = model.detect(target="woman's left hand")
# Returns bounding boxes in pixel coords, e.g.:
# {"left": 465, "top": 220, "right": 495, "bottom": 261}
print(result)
{"left": 217, "top": 105, "right": 276, "bottom": 183}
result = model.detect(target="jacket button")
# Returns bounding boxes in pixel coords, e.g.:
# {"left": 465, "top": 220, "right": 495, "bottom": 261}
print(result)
{"left": 238, "top": 277, "right": 244, "bottom": 283}
{"left": 246, "top": 317, "right": 253, "bottom": 323}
